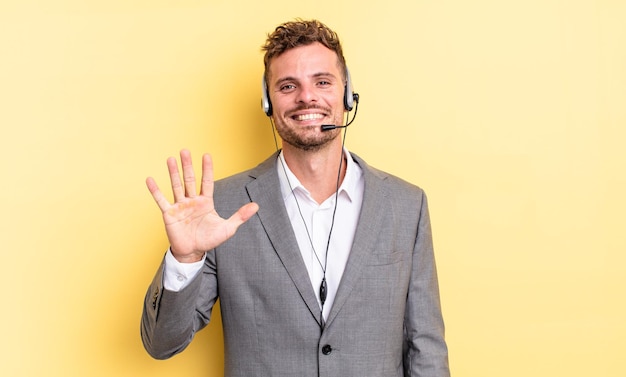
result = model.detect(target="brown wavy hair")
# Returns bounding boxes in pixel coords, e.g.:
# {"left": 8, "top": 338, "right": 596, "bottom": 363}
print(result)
{"left": 262, "top": 19, "right": 347, "bottom": 82}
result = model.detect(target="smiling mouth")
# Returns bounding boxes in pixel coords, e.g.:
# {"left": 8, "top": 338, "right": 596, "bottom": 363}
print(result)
{"left": 293, "top": 113, "right": 325, "bottom": 121}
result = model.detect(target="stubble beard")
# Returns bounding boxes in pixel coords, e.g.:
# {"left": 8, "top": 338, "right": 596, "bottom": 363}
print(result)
{"left": 277, "top": 124, "right": 337, "bottom": 152}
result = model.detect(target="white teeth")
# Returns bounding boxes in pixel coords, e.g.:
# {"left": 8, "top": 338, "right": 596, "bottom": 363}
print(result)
{"left": 295, "top": 113, "right": 324, "bottom": 121}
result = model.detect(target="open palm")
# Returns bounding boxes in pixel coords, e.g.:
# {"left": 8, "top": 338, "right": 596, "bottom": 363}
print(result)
{"left": 146, "top": 150, "right": 258, "bottom": 263}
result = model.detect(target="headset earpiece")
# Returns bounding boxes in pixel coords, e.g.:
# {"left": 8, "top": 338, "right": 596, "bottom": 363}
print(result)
{"left": 262, "top": 76, "right": 273, "bottom": 116}
{"left": 343, "top": 68, "right": 355, "bottom": 112}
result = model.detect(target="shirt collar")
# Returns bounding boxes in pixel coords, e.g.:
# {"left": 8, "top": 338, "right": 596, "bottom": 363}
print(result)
{"left": 277, "top": 148, "right": 362, "bottom": 204}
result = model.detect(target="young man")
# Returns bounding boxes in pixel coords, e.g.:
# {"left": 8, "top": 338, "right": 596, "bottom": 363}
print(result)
{"left": 142, "top": 19, "right": 449, "bottom": 377}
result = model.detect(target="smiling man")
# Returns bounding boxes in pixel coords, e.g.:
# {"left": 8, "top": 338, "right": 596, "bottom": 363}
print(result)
{"left": 141, "top": 19, "right": 450, "bottom": 377}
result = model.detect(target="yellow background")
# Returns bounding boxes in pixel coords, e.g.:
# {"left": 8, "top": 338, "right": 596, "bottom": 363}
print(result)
{"left": 1, "top": 1, "right": 624, "bottom": 376}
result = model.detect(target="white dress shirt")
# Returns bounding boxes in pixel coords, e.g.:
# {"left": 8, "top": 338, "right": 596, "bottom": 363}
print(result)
{"left": 163, "top": 149, "right": 364, "bottom": 321}
{"left": 277, "top": 149, "right": 364, "bottom": 320}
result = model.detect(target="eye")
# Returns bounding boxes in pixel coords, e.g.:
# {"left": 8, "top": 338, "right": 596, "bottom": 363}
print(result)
{"left": 279, "top": 84, "right": 296, "bottom": 92}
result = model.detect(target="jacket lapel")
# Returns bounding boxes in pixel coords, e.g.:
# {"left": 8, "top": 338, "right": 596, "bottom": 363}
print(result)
{"left": 324, "top": 154, "right": 388, "bottom": 328}
{"left": 245, "top": 153, "right": 323, "bottom": 327}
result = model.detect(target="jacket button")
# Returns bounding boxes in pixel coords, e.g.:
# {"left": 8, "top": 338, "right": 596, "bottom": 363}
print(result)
{"left": 321, "top": 344, "right": 332, "bottom": 355}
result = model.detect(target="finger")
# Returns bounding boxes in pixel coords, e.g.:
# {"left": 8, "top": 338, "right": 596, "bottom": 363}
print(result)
{"left": 167, "top": 156, "right": 185, "bottom": 202}
{"left": 199, "top": 153, "right": 215, "bottom": 198}
{"left": 180, "top": 149, "right": 197, "bottom": 197}
{"left": 146, "top": 177, "right": 172, "bottom": 212}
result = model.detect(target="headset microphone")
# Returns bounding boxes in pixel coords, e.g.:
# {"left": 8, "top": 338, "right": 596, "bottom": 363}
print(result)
{"left": 321, "top": 124, "right": 347, "bottom": 131}
{"left": 321, "top": 92, "right": 359, "bottom": 131}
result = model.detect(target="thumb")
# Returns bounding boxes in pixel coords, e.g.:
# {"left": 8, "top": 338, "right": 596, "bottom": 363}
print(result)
{"left": 228, "top": 202, "right": 259, "bottom": 228}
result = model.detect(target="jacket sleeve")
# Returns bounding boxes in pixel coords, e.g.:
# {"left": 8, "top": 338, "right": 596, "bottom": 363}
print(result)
{"left": 140, "top": 250, "right": 218, "bottom": 359}
{"left": 403, "top": 191, "right": 450, "bottom": 377}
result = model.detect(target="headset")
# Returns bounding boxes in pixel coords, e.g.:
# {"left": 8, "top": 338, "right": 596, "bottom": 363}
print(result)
{"left": 262, "top": 68, "right": 356, "bottom": 116}
{"left": 263, "top": 67, "right": 358, "bottom": 328}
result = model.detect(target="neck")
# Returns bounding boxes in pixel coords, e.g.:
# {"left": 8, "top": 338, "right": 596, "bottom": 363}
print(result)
{"left": 282, "top": 143, "right": 347, "bottom": 204}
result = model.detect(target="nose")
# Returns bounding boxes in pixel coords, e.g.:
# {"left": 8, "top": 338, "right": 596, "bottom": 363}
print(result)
{"left": 296, "top": 83, "right": 318, "bottom": 105}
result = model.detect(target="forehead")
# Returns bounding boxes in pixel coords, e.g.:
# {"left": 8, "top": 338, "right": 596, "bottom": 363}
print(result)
{"left": 267, "top": 42, "right": 342, "bottom": 82}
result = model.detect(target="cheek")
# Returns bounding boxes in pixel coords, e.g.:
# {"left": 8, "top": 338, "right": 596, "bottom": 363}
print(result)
{"left": 330, "top": 92, "right": 347, "bottom": 111}
{"left": 271, "top": 96, "right": 292, "bottom": 115}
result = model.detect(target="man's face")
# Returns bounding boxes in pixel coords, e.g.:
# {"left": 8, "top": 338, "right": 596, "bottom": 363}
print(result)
{"left": 267, "top": 42, "right": 345, "bottom": 152}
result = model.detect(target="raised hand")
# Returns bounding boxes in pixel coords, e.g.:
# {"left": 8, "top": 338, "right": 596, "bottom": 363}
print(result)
{"left": 146, "top": 149, "right": 259, "bottom": 263}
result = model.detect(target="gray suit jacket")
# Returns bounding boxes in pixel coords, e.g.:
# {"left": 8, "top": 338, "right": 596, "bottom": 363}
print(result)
{"left": 141, "top": 152, "right": 449, "bottom": 377}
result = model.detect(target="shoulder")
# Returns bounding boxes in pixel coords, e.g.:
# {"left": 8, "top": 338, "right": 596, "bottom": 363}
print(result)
{"left": 212, "top": 153, "right": 280, "bottom": 215}
{"left": 351, "top": 152, "right": 426, "bottom": 198}
{"left": 214, "top": 152, "right": 278, "bottom": 191}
